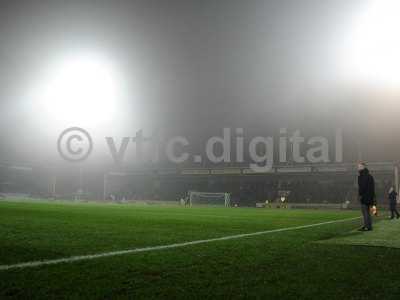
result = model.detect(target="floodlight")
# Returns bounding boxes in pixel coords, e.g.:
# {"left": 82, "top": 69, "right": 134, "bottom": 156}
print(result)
{"left": 29, "top": 52, "right": 123, "bottom": 127}
{"left": 339, "top": 0, "right": 400, "bottom": 88}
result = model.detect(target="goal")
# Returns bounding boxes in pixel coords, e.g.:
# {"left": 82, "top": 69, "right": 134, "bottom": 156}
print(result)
{"left": 188, "top": 191, "right": 231, "bottom": 207}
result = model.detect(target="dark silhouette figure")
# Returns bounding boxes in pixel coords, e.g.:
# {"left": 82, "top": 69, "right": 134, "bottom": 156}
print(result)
{"left": 357, "top": 163, "right": 376, "bottom": 231}
{"left": 388, "top": 187, "right": 399, "bottom": 219}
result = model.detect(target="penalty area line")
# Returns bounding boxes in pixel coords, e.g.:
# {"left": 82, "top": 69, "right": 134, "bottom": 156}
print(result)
{"left": 0, "top": 216, "right": 360, "bottom": 271}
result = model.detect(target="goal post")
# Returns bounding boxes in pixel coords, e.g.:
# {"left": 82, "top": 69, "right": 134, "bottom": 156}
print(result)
{"left": 188, "top": 191, "right": 231, "bottom": 207}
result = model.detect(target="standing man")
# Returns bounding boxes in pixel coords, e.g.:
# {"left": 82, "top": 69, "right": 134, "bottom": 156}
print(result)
{"left": 388, "top": 187, "right": 399, "bottom": 219}
{"left": 358, "top": 162, "right": 376, "bottom": 231}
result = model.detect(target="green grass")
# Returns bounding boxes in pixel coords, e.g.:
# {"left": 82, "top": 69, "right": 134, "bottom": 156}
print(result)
{"left": 322, "top": 217, "right": 400, "bottom": 249}
{"left": 0, "top": 199, "right": 400, "bottom": 299}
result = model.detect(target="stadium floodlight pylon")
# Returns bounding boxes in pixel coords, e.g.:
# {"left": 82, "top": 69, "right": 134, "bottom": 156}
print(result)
{"left": 188, "top": 191, "right": 231, "bottom": 207}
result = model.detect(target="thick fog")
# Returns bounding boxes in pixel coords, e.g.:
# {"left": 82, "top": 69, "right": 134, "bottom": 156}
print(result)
{"left": 0, "top": 0, "right": 399, "bottom": 168}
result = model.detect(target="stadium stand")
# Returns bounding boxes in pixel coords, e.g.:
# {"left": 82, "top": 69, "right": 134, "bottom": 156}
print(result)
{"left": 0, "top": 161, "right": 397, "bottom": 208}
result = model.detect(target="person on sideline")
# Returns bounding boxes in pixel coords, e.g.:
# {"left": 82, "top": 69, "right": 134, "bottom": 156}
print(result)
{"left": 388, "top": 187, "right": 399, "bottom": 219}
{"left": 358, "top": 162, "right": 376, "bottom": 231}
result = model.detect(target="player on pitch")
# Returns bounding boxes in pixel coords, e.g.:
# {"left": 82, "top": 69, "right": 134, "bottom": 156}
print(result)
{"left": 388, "top": 187, "right": 399, "bottom": 219}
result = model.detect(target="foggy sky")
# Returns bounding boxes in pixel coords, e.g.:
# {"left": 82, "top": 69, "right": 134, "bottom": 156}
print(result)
{"left": 0, "top": 0, "right": 399, "bottom": 167}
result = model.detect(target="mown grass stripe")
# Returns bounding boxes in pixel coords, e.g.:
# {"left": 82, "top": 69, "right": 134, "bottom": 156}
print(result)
{"left": 0, "top": 216, "right": 360, "bottom": 271}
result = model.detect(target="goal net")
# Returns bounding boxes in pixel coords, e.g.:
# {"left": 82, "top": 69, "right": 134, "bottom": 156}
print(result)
{"left": 188, "top": 191, "right": 231, "bottom": 207}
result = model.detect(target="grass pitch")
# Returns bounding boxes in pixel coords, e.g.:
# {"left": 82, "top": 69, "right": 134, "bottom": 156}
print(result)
{"left": 322, "top": 217, "right": 400, "bottom": 249}
{"left": 1, "top": 200, "right": 400, "bottom": 299}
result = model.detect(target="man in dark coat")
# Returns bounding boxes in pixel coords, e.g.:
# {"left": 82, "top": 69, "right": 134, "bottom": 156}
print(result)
{"left": 388, "top": 187, "right": 399, "bottom": 219}
{"left": 358, "top": 162, "right": 376, "bottom": 231}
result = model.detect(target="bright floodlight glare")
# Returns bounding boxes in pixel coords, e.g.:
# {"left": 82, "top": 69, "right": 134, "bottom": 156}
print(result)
{"left": 31, "top": 52, "right": 122, "bottom": 127}
{"left": 340, "top": 0, "right": 400, "bottom": 89}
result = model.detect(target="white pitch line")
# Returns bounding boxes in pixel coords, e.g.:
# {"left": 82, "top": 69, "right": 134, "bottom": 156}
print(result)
{"left": 0, "top": 216, "right": 360, "bottom": 271}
